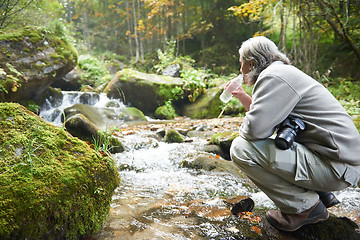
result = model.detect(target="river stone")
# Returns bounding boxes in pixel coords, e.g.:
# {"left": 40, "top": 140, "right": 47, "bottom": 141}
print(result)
{"left": 181, "top": 154, "right": 245, "bottom": 178}
{"left": 0, "top": 26, "right": 77, "bottom": 103}
{"left": 64, "top": 103, "right": 106, "bottom": 128}
{"left": 119, "top": 107, "right": 147, "bottom": 122}
{"left": 164, "top": 129, "right": 184, "bottom": 143}
{"left": 64, "top": 113, "right": 99, "bottom": 143}
{"left": 0, "top": 103, "right": 120, "bottom": 239}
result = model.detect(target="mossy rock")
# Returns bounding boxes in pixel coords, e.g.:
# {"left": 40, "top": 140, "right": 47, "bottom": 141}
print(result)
{"left": 0, "top": 103, "right": 120, "bottom": 239}
{"left": 164, "top": 129, "right": 184, "bottom": 143}
{"left": 119, "top": 107, "right": 147, "bottom": 122}
{"left": 209, "top": 131, "right": 239, "bottom": 160}
{"left": 64, "top": 113, "right": 99, "bottom": 143}
{"left": 180, "top": 88, "right": 223, "bottom": 119}
{"left": 0, "top": 26, "right": 77, "bottom": 103}
{"left": 104, "top": 68, "right": 185, "bottom": 114}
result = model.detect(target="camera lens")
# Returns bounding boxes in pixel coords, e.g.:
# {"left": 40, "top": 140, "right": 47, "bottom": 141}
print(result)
{"left": 275, "top": 128, "right": 296, "bottom": 150}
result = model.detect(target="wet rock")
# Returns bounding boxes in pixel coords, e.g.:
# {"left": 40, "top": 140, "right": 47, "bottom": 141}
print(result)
{"left": 180, "top": 88, "right": 219, "bottom": 119}
{"left": 51, "top": 67, "right": 82, "bottom": 91}
{"left": 181, "top": 154, "right": 245, "bottom": 178}
{"left": 202, "top": 144, "right": 224, "bottom": 157}
{"left": 108, "top": 136, "right": 125, "bottom": 154}
{"left": 64, "top": 113, "right": 99, "bottom": 142}
{"left": 119, "top": 107, "right": 147, "bottom": 122}
{"left": 37, "top": 86, "right": 63, "bottom": 108}
{"left": 209, "top": 131, "right": 239, "bottom": 160}
{"left": 187, "top": 130, "right": 215, "bottom": 139}
{"left": 164, "top": 129, "right": 184, "bottom": 143}
{"left": 79, "top": 92, "right": 100, "bottom": 105}
{"left": 64, "top": 103, "right": 105, "bottom": 128}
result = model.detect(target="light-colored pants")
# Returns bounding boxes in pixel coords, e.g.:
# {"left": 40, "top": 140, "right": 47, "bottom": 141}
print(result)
{"left": 230, "top": 135, "right": 350, "bottom": 214}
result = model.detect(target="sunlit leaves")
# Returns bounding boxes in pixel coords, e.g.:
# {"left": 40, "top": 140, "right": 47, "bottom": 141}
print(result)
{"left": 228, "top": 0, "right": 273, "bottom": 21}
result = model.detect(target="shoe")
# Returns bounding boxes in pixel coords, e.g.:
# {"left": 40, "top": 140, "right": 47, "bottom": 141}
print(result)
{"left": 265, "top": 200, "right": 329, "bottom": 232}
{"left": 317, "top": 191, "right": 340, "bottom": 208}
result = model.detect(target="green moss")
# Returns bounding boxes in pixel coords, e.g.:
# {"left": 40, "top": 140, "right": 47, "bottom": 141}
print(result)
{"left": 0, "top": 103, "right": 120, "bottom": 239}
{"left": 209, "top": 131, "right": 238, "bottom": 145}
{"left": 164, "top": 129, "right": 184, "bottom": 143}
{"left": 154, "top": 102, "right": 178, "bottom": 120}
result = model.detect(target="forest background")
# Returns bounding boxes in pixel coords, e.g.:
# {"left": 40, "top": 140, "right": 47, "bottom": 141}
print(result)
{"left": 1, "top": 0, "right": 359, "bottom": 116}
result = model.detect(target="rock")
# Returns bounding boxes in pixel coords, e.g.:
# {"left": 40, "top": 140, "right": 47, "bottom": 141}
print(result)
{"left": 202, "top": 144, "right": 223, "bottom": 156}
{"left": 64, "top": 103, "right": 106, "bottom": 128}
{"left": 164, "top": 129, "right": 184, "bottom": 143}
{"left": 187, "top": 130, "right": 215, "bottom": 139}
{"left": 154, "top": 103, "right": 178, "bottom": 120}
{"left": 0, "top": 26, "right": 77, "bottom": 103}
{"left": 104, "top": 68, "right": 185, "bottom": 114}
{"left": 180, "top": 88, "right": 223, "bottom": 119}
{"left": 51, "top": 67, "right": 82, "bottom": 90}
{"left": 64, "top": 113, "right": 99, "bottom": 142}
{"left": 37, "top": 86, "right": 63, "bottom": 108}
{"left": 0, "top": 103, "right": 119, "bottom": 239}
{"left": 108, "top": 136, "right": 125, "bottom": 154}
{"left": 119, "top": 107, "right": 147, "bottom": 122}
{"left": 162, "top": 63, "right": 181, "bottom": 77}
{"left": 181, "top": 154, "right": 245, "bottom": 177}
{"left": 209, "top": 131, "right": 239, "bottom": 160}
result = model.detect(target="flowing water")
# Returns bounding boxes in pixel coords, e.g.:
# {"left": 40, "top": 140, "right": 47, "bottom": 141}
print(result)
{"left": 39, "top": 91, "right": 360, "bottom": 239}
{"left": 39, "top": 91, "right": 126, "bottom": 127}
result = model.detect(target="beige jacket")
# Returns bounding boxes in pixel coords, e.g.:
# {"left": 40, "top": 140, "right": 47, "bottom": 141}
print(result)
{"left": 239, "top": 61, "right": 360, "bottom": 185}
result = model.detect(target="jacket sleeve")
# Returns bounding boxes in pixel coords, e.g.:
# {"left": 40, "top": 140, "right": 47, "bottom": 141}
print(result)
{"left": 239, "top": 74, "right": 301, "bottom": 140}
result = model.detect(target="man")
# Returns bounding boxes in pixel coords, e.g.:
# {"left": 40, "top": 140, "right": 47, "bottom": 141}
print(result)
{"left": 229, "top": 36, "right": 360, "bottom": 232}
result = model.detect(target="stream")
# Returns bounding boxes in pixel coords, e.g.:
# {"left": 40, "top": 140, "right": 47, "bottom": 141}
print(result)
{"left": 39, "top": 91, "right": 360, "bottom": 239}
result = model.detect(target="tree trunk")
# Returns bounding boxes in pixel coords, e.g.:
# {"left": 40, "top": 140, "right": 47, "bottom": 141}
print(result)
{"left": 125, "top": 0, "right": 133, "bottom": 58}
{"left": 316, "top": 0, "right": 360, "bottom": 62}
{"left": 132, "top": 0, "right": 139, "bottom": 63}
{"left": 137, "top": 0, "right": 144, "bottom": 61}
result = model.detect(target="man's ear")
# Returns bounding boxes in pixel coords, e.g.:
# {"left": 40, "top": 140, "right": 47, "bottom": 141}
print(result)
{"left": 249, "top": 60, "right": 254, "bottom": 68}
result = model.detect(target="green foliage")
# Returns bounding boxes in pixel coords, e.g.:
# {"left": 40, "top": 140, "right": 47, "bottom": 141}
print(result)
{"left": 44, "top": 19, "right": 75, "bottom": 45}
{"left": 323, "top": 78, "right": 360, "bottom": 116}
{"left": 155, "top": 41, "right": 219, "bottom": 103}
{"left": 158, "top": 85, "right": 184, "bottom": 102}
{"left": 78, "top": 55, "right": 110, "bottom": 87}
{"left": 92, "top": 128, "right": 113, "bottom": 156}
{"left": 0, "top": 64, "right": 24, "bottom": 99}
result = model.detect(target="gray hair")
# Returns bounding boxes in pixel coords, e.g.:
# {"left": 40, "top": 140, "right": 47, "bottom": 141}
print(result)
{"left": 239, "top": 36, "right": 290, "bottom": 85}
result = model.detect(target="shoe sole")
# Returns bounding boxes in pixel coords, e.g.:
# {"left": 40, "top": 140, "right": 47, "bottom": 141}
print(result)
{"left": 266, "top": 211, "right": 330, "bottom": 232}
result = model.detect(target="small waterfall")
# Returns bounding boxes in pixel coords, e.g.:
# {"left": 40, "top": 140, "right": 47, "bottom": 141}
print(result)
{"left": 39, "top": 91, "right": 126, "bottom": 126}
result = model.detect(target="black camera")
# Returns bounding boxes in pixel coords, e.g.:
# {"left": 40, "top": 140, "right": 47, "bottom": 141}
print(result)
{"left": 275, "top": 116, "right": 306, "bottom": 150}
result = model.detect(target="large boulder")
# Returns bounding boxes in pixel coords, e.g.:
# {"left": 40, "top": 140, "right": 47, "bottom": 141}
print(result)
{"left": 104, "top": 68, "right": 185, "bottom": 114}
{"left": 0, "top": 103, "right": 120, "bottom": 239}
{"left": 0, "top": 26, "right": 77, "bottom": 103}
